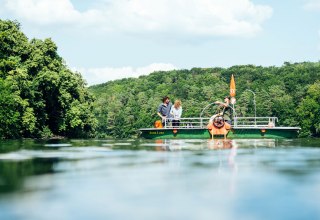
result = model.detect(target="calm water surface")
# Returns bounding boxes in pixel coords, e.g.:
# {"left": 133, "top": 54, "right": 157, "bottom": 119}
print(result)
{"left": 0, "top": 138, "right": 320, "bottom": 220}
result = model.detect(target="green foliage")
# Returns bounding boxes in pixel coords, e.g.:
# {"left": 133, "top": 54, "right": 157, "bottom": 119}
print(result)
{"left": 2, "top": 19, "right": 319, "bottom": 139}
{"left": 0, "top": 19, "right": 96, "bottom": 139}
{"left": 90, "top": 62, "right": 320, "bottom": 138}
{"left": 297, "top": 81, "right": 320, "bottom": 137}
{"left": 0, "top": 79, "right": 21, "bottom": 138}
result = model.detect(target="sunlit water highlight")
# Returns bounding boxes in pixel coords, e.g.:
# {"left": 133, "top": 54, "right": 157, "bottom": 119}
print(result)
{"left": 0, "top": 138, "right": 320, "bottom": 220}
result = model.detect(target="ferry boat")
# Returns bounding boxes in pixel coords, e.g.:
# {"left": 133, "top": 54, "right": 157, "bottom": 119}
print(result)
{"left": 139, "top": 74, "right": 300, "bottom": 139}
{"left": 139, "top": 116, "right": 300, "bottom": 139}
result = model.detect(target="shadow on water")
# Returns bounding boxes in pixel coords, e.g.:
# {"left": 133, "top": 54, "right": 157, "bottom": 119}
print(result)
{"left": 0, "top": 139, "right": 73, "bottom": 194}
{"left": 0, "top": 158, "right": 59, "bottom": 194}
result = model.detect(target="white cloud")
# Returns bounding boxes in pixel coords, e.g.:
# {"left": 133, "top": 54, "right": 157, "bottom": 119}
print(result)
{"left": 4, "top": 0, "right": 104, "bottom": 26}
{"left": 4, "top": 0, "right": 273, "bottom": 37}
{"left": 74, "top": 63, "right": 177, "bottom": 85}
{"left": 5, "top": 0, "right": 79, "bottom": 24}
{"left": 304, "top": 0, "right": 320, "bottom": 11}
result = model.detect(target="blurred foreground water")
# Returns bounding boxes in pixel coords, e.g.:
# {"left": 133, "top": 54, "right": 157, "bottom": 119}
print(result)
{"left": 0, "top": 138, "right": 320, "bottom": 220}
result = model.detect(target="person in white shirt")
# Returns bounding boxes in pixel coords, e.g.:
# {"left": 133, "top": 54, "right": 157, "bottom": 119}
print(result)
{"left": 170, "top": 99, "right": 182, "bottom": 127}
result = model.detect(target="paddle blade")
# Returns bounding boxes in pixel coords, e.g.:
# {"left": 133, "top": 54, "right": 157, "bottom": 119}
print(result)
{"left": 230, "top": 74, "right": 236, "bottom": 97}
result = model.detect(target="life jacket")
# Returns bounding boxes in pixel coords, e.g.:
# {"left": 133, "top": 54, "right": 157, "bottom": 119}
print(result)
{"left": 154, "top": 120, "right": 163, "bottom": 128}
{"left": 207, "top": 116, "right": 231, "bottom": 136}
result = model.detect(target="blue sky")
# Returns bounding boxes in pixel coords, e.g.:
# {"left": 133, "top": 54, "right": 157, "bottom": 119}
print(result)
{"left": 0, "top": 0, "right": 319, "bottom": 85}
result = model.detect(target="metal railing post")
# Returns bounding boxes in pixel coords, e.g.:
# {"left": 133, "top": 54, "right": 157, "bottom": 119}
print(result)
{"left": 246, "top": 89, "right": 257, "bottom": 127}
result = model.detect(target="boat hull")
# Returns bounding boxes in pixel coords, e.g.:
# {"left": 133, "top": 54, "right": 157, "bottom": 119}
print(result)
{"left": 139, "top": 127, "right": 300, "bottom": 139}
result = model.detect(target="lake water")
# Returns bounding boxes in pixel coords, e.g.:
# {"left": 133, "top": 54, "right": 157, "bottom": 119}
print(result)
{"left": 0, "top": 138, "right": 320, "bottom": 220}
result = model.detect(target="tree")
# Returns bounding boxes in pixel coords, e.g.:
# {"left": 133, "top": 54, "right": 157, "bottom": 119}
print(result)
{"left": 0, "top": 79, "right": 21, "bottom": 138}
{"left": 297, "top": 81, "right": 320, "bottom": 137}
{"left": 0, "top": 19, "right": 97, "bottom": 138}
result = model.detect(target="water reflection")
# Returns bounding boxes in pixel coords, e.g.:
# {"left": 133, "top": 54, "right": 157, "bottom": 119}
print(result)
{"left": 208, "top": 139, "right": 233, "bottom": 149}
{"left": 0, "top": 158, "right": 58, "bottom": 193}
{"left": 141, "top": 139, "right": 239, "bottom": 151}
{"left": 0, "top": 138, "right": 277, "bottom": 195}
{"left": 0, "top": 139, "right": 320, "bottom": 220}
{"left": 141, "top": 138, "right": 276, "bottom": 151}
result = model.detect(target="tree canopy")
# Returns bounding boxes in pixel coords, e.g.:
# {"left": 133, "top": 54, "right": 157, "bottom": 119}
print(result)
{"left": 0, "top": 19, "right": 96, "bottom": 138}
{"left": 90, "top": 63, "right": 320, "bottom": 138}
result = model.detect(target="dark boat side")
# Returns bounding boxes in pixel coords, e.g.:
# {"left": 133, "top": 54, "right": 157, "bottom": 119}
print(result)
{"left": 139, "top": 117, "right": 300, "bottom": 139}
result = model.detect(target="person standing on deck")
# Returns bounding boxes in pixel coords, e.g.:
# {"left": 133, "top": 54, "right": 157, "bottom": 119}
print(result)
{"left": 157, "top": 96, "right": 172, "bottom": 127}
{"left": 214, "top": 96, "right": 233, "bottom": 125}
{"left": 170, "top": 99, "right": 182, "bottom": 127}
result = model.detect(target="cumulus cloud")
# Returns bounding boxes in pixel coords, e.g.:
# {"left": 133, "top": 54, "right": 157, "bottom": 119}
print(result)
{"left": 4, "top": 0, "right": 104, "bottom": 25}
{"left": 74, "top": 63, "right": 177, "bottom": 85}
{"left": 304, "top": 0, "right": 320, "bottom": 10}
{"left": 4, "top": 0, "right": 273, "bottom": 37}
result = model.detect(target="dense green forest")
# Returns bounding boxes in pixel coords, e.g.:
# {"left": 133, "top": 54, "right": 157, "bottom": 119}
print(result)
{"left": 89, "top": 63, "right": 320, "bottom": 138}
{"left": 1, "top": 19, "right": 320, "bottom": 139}
{"left": 0, "top": 20, "right": 96, "bottom": 138}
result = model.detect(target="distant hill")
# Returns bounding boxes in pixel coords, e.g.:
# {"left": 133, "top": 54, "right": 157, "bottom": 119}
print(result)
{"left": 89, "top": 63, "right": 320, "bottom": 138}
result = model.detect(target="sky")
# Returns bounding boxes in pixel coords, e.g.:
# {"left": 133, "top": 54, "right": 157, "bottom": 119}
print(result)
{"left": 0, "top": 0, "right": 320, "bottom": 85}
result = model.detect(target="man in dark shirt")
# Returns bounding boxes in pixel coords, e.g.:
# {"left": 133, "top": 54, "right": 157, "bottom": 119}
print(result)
{"left": 157, "top": 96, "right": 172, "bottom": 127}
{"left": 215, "top": 96, "right": 233, "bottom": 125}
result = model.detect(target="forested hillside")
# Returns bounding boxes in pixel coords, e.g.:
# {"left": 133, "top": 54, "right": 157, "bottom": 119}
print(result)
{"left": 90, "top": 63, "right": 320, "bottom": 138}
{"left": 0, "top": 20, "right": 97, "bottom": 138}
{"left": 1, "top": 19, "right": 319, "bottom": 139}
